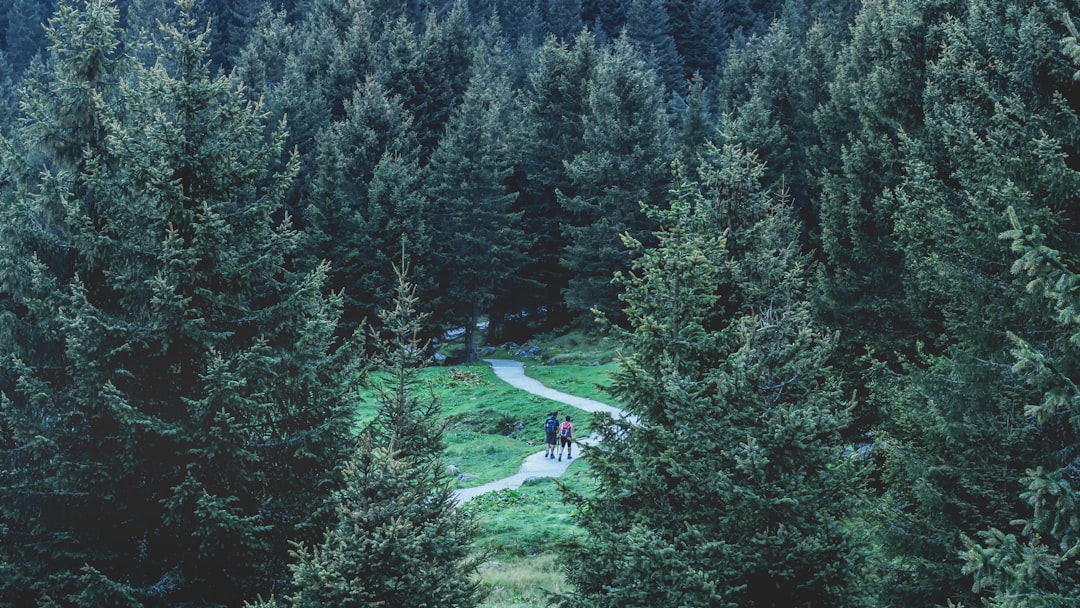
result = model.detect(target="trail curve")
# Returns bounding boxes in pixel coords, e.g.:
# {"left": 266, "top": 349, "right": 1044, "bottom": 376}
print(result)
{"left": 451, "top": 359, "right": 631, "bottom": 504}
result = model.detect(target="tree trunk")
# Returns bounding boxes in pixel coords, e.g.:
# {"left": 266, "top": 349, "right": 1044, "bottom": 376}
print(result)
{"left": 463, "top": 301, "right": 480, "bottom": 362}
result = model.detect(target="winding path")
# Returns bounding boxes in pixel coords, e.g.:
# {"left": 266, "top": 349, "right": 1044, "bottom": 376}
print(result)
{"left": 451, "top": 359, "right": 632, "bottom": 504}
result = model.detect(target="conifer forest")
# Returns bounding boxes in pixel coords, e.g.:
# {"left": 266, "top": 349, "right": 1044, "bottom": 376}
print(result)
{"left": 2, "top": 0, "right": 1080, "bottom": 606}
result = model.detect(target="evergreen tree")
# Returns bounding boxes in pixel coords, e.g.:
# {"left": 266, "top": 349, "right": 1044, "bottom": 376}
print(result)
{"left": 878, "top": 2, "right": 1080, "bottom": 604}
{"left": 124, "top": 0, "right": 175, "bottom": 65}
{"left": 412, "top": 1, "right": 476, "bottom": 165}
{"left": 623, "top": 0, "right": 685, "bottom": 95}
{"left": 560, "top": 148, "right": 873, "bottom": 607}
{"left": 516, "top": 31, "right": 598, "bottom": 331}
{"left": 252, "top": 260, "right": 484, "bottom": 608}
{"left": 713, "top": 14, "right": 839, "bottom": 245}
{"left": 306, "top": 77, "right": 428, "bottom": 339}
{"left": 0, "top": 2, "right": 358, "bottom": 604}
{"left": 542, "top": 0, "right": 584, "bottom": 41}
{"left": 0, "top": 51, "right": 16, "bottom": 136}
{"left": 198, "top": 0, "right": 260, "bottom": 70}
{"left": 665, "top": 0, "right": 728, "bottom": 81}
{"left": 811, "top": 0, "right": 960, "bottom": 363}
{"left": 3, "top": 0, "right": 52, "bottom": 73}
{"left": 674, "top": 72, "right": 715, "bottom": 177}
{"left": 960, "top": 209, "right": 1080, "bottom": 608}
{"left": 426, "top": 43, "right": 529, "bottom": 361}
{"left": 581, "top": 0, "right": 626, "bottom": 39}
{"left": 559, "top": 36, "right": 674, "bottom": 323}
{"left": 232, "top": 5, "right": 292, "bottom": 96}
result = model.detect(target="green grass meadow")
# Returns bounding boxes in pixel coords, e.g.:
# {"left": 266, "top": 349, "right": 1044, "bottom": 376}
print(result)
{"left": 361, "top": 329, "right": 621, "bottom": 607}
{"left": 465, "top": 468, "right": 597, "bottom": 607}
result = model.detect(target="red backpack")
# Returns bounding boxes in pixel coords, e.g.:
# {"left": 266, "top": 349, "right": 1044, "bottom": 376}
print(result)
{"left": 559, "top": 421, "right": 572, "bottom": 437}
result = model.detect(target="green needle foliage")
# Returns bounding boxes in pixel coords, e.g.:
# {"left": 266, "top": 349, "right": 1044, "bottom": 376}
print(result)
{"left": 0, "top": 2, "right": 360, "bottom": 605}
{"left": 254, "top": 258, "right": 484, "bottom": 608}
{"left": 558, "top": 150, "right": 875, "bottom": 607}
{"left": 952, "top": 12, "right": 1080, "bottom": 605}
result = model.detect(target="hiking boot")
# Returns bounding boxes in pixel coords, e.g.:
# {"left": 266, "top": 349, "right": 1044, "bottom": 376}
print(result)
{"left": 558, "top": 454, "right": 562, "bottom": 461}
{"left": 568, "top": 455, "right": 572, "bottom": 459}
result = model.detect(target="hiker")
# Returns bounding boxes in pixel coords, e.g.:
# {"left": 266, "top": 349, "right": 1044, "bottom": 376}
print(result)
{"left": 544, "top": 411, "right": 560, "bottom": 458}
{"left": 557, "top": 415, "right": 574, "bottom": 461}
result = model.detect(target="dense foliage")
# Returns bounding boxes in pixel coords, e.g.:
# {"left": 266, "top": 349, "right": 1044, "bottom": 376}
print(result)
{"left": 1, "top": 0, "right": 1079, "bottom": 606}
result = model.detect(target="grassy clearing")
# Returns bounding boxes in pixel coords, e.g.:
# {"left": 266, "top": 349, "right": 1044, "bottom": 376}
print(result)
{"left": 360, "top": 328, "right": 618, "bottom": 607}
{"left": 476, "top": 553, "right": 567, "bottom": 608}
{"left": 509, "top": 329, "right": 624, "bottom": 406}
{"left": 521, "top": 361, "right": 621, "bottom": 406}
{"left": 357, "top": 360, "right": 599, "bottom": 488}
{"left": 462, "top": 467, "right": 597, "bottom": 608}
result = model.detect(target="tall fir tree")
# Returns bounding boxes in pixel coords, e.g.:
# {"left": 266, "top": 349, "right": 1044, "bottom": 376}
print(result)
{"left": 0, "top": 2, "right": 359, "bottom": 604}
{"left": 876, "top": 1, "right": 1080, "bottom": 604}
{"left": 305, "top": 77, "right": 429, "bottom": 339}
{"left": 426, "top": 41, "right": 529, "bottom": 361}
{"left": 251, "top": 259, "right": 484, "bottom": 608}
{"left": 663, "top": 0, "right": 731, "bottom": 82}
{"left": 623, "top": 0, "right": 685, "bottom": 95}
{"left": 0, "top": 51, "right": 16, "bottom": 136}
{"left": 516, "top": 31, "right": 598, "bottom": 332}
{"left": 560, "top": 148, "right": 874, "bottom": 607}
{"left": 559, "top": 36, "right": 674, "bottom": 324}
{"left": 811, "top": 0, "right": 961, "bottom": 364}
{"left": 542, "top": 0, "right": 584, "bottom": 41}
{"left": 3, "top": 0, "right": 52, "bottom": 73}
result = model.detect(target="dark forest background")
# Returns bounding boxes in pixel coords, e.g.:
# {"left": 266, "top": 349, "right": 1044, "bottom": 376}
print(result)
{"left": 2, "top": 0, "right": 1080, "bottom": 606}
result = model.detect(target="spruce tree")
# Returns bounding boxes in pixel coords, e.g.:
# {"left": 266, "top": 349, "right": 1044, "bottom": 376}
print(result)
{"left": 867, "top": 1, "right": 1080, "bottom": 605}
{"left": 560, "top": 149, "right": 873, "bottom": 607}
{"left": 957, "top": 209, "right": 1080, "bottom": 607}
{"left": 0, "top": 51, "right": 16, "bottom": 136}
{"left": 426, "top": 42, "right": 529, "bottom": 361}
{"left": 306, "top": 77, "right": 428, "bottom": 338}
{"left": 0, "top": 2, "right": 358, "bottom": 605}
{"left": 542, "top": 0, "right": 584, "bottom": 42}
{"left": 559, "top": 36, "right": 674, "bottom": 324}
{"left": 252, "top": 260, "right": 484, "bottom": 608}
{"left": 811, "top": 0, "right": 960, "bottom": 363}
{"left": 897, "top": 5, "right": 1080, "bottom": 606}
{"left": 3, "top": 0, "right": 52, "bottom": 73}
{"left": 623, "top": 0, "right": 685, "bottom": 95}
{"left": 517, "top": 31, "right": 597, "bottom": 330}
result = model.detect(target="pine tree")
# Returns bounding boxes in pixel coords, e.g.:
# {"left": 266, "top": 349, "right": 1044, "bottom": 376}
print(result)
{"left": 252, "top": 259, "right": 484, "bottom": 608}
{"left": 412, "top": 1, "right": 477, "bottom": 165}
{"left": 516, "top": 31, "right": 598, "bottom": 331}
{"left": 959, "top": 207, "right": 1080, "bottom": 608}
{"left": 0, "top": 51, "right": 16, "bottom": 136}
{"left": 559, "top": 36, "right": 674, "bottom": 324}
{"left": 0, "top": 2, "right": 359, "bottom": 604}
{"left": 664, "top": 0, "right": 729, "bottom": 81}
{"left": 306, "top": 77, "right": 428, "bottom": 339}
{"left": 878, "top": 1, "right": 1080, "bottom": 605}
{"left": 560, "top": 149, "right": 874, "bottom": 607}
{"left": 4, "top": 0, "right": 52, "bottom": 73}
{"left": 891, "top": 4, "right": 1080, "bottom": 605}
{"left": 623, "top": 0, "right": 685, "bottom": 95}
{"left": 426, "top": 42, "right": 529, "bottom": 361}
{"left": 542, "top": 0, "right": 584, "bottom": 41}
{"left": 811, "top": 0, "right": 961, "bottom": 363}
{"left": 198, "top": 0, "right": 261, "bottom": 70}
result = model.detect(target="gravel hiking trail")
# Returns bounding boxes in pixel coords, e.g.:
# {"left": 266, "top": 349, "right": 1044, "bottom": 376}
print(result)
{"left": 451, "top": 359, "right": 633, "bottom": 504}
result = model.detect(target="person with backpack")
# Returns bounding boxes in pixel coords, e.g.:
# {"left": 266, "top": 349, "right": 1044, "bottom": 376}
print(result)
{"left": 544, "top": 411, "right": 560, "bottom": 459}
{"left": 557, "top": 415, "right": 574, "bottom": 461}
